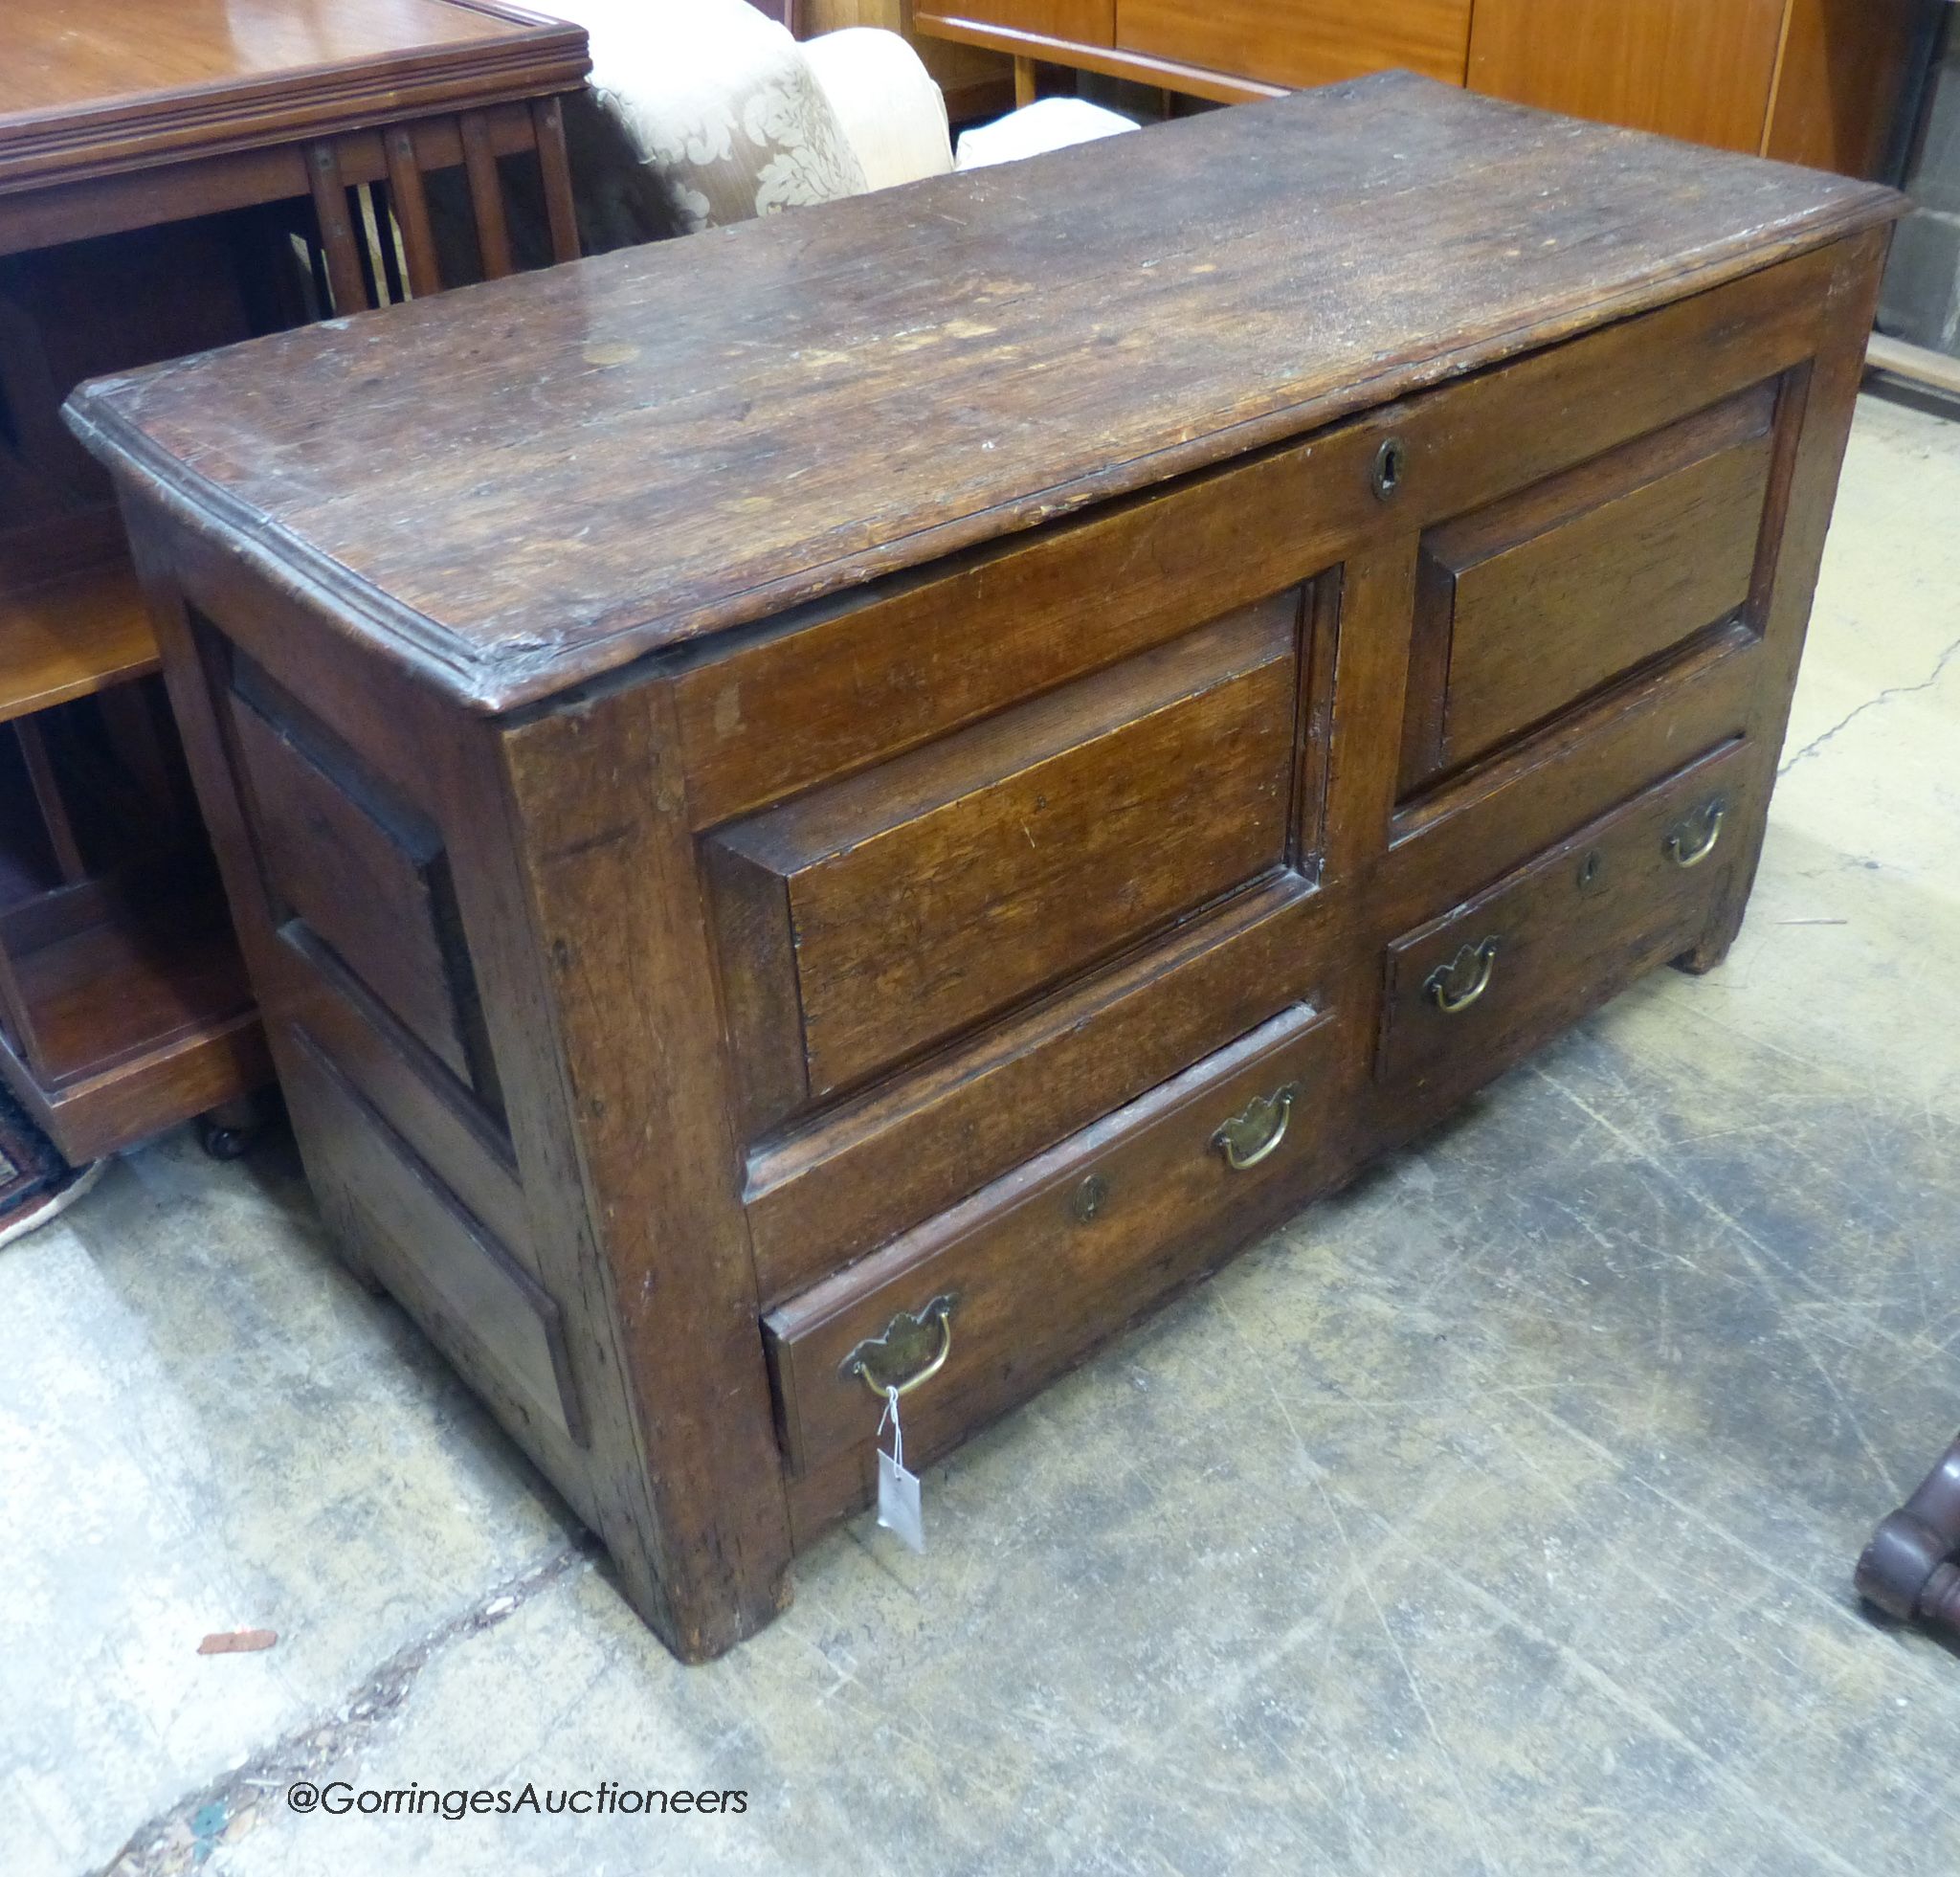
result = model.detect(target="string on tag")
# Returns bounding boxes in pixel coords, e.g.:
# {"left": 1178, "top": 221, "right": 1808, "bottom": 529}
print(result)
{"left": 875, "top": 1382, "right": 924, "bottom": 1553}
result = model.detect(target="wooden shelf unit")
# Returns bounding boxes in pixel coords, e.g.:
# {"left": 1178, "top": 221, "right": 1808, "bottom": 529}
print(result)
{"left": 0, "top": 562, "right": 158, "bottom": 725}
{"left": 0, "top": 0, "right": 589, "bottom": 1162}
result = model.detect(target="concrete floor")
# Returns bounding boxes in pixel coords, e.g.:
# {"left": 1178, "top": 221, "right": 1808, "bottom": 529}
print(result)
{"left": 6, "top": 390, "right": 1959, "bottom": 1877}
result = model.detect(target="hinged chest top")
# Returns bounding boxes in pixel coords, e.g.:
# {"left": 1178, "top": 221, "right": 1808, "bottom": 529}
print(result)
{"left": 66, "top": 71, "right": 1894, "bottom": 711}
{"left": 68, "top": 75, "right": 1903, "bottom": 1663}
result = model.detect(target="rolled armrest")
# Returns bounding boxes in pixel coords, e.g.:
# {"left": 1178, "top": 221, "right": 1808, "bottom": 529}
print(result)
{"left": 802, "top": 27, "right": 954, "bottom": 191}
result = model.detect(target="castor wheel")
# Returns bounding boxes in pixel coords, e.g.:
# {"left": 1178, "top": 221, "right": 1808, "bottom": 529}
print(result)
{"left": 199, "top": 1119, "right": 258, "bottom": 1160}
{"left": 1857, "top": 1434, "right": 1960, "bottom": 1642}
{"left": 198, "top": 1096, "right": 269, "bottom": 1162}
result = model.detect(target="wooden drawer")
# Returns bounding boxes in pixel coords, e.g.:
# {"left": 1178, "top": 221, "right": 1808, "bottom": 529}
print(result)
{"left": 1378, "top": 739, "right": 1748, "bottom": 1095}
{"left": 708, "top": 596, "right": 1301, "bottom": 1128}
{"left": 1118, "top": 0, "right": 1473, "bottom": 88}
{"left": 1398, "top": 382, "right": 1779, "bottom": 795}
{"left": 764, "top": 1000, "right": 1348, "bottom": 1479}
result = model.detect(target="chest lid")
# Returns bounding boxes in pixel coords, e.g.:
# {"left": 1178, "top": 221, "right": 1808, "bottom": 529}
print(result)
{"left": 63, "top": 71, "right": 1898, "bottom": 714}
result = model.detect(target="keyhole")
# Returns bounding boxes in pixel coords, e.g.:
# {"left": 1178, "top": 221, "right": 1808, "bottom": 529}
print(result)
{"left": 1578, "top": 850, "right": 1604, "bottom": 889}
{"left": 1371, "top": 436, "right": 1407, "bottom": 501}
{"left": 1073, "top": 1173, "right": 1109, "bottom": 1223}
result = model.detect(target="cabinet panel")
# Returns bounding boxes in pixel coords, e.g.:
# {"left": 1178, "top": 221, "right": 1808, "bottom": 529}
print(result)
{"left": 937, "top": 0, "right": 1115, "bottom": 47}
{"left": 1398, "top": 382, "right": 1778, "bottom": 793}
{"left": 1118, "top": 0, "right": 1472, "bottom": 89}
{"left": 1466, "top": 0, "right": 1788, "bottom": 154}
{"left": 709, "top": 595, "right": 1301, "bottom": 1120}
{"left": 283, "top": 1030, "right": 581, "bottom": 1448}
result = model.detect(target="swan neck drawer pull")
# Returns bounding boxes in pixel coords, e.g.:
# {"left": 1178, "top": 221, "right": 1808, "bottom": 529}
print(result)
{"left": 843, "top": 1294, "right": 956, "bottom": 1397}
{"left": 1425, "top": 937, "right": 1501, "bottom": 1014}
{"left": 1666, "top": 797, "right": 1726, "bottom": 869}
{"left": 1213, "top": 1084, "right": 1298, "bottom": 1172}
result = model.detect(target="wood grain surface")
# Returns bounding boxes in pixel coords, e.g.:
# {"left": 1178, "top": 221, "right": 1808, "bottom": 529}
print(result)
{"left": 64, "top": 73, "right": 1898, "bottom": 713}
{"left": 77, "top": 74, "right": 1902, "bottom": 1658}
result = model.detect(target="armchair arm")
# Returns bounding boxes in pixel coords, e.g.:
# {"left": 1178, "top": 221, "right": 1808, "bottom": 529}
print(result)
{"left": 801, "top": 28, "right": 954, "bottom": 192}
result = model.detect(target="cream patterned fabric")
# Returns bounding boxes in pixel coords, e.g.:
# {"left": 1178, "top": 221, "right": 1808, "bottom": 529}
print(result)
{"left": 558, "top": 0, "right": 868, "bottom": 240}
{"left": 801, "top": 28, "right": 953, "bottom": 192}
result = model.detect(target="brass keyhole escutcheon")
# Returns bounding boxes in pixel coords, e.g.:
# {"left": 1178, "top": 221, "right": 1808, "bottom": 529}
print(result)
{"left": 1073, "top": 1173, "right": 1109, "bottom": 1223}
{"left": 1371, "top": 436, "right": 1407, "bottom": 501}
{"left": 1425, "top": 936, "right": 1501, "bottom": 1014}
{"left": 842, "top": 1295, "right": 957, "bottom": 1397}
{"left": 1666, "top": 796, "right": 1726, "bottom": 869}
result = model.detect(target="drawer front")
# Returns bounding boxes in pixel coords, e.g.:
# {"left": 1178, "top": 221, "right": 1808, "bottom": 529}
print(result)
{"left": 1399, "top": 383, "right": 1778, "bottom": 795}
{"left": 709, "top": 596, "right": 1301, "bottom": 1125}
{"left": 1378, "top": 739, "right": 1748, "bottom": 1093}
{"left": 765, "top": 1001, "right": 1348, "bottom": 1478}
{"left": 1118, "top": 0, "right": 1473, "bottom": 87}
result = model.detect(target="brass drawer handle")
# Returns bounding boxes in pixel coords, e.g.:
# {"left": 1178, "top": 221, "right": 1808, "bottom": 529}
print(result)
{"left": 843, "top": 1294, "right": 956, "bottom": 1397}
{"left": 1425, "top": 937, "right": 1500, "bottom": 1014}
{"left": 1666, "top": 797, "right": 1726, "bottom": 869}
{"left": 1213, "top": 1084, "right": 1297, "bottom": 1172}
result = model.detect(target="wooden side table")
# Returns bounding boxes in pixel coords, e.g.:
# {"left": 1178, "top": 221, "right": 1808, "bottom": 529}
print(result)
{"left": 0, "top": 0, "right": 588, "bottom": 1162}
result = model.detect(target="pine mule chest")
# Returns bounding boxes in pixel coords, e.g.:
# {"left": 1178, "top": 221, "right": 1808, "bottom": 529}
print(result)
{"left": 66, "top": 74, "right": 1901, "bottom": 1663}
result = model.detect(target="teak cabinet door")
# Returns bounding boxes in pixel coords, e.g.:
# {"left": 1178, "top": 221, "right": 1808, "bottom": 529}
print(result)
{"left": 940, "top": 0, "right": 1116, "bottom": 46}
{"left": 1118, "top": 0, "right": 1472, "bottom": 88}
{"left": 1466, "top": 0, "right": 1790, "bottom": 154}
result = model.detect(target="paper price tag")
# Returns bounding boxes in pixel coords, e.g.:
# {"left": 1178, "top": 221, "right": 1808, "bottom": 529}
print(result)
{"left": 875, "top": 1386, "right": 924, "bottom": 1553}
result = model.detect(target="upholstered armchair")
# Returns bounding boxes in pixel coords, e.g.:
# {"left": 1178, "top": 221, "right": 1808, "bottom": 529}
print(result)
{"left": 546, "top": 0, "right": 1137, "bottom": 255}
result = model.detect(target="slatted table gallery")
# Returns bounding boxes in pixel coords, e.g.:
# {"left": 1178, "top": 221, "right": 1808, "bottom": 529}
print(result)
{"left": 66, "top": 75, "right": 1902, "bottom": 1662}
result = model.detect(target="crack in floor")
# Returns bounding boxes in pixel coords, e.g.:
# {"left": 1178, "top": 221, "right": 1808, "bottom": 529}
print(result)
{"left": 1778, "top": 631, "right": 1960, "bottom": 775}
{"left": 94, "top": 1539, "right": 593, "bottom": 1877}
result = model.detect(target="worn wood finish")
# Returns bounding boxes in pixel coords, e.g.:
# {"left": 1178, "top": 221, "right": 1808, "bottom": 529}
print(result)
{"left": 284, "top": 1028, "right": 582, "bottom": 1445}
{"left": 72, "top": 84, "right": 1901, "bottom": 1660}
{"left": 66, "top": 75, "right": 1896, "bottom": 714}
{"left": 226, "top": 676, "right": 484, "bottom": 1092}
{"left": 709, "top": 598, "right": 1299, "bottom": 1116}
{"left": 1377, "top": 741, "right": 1748, "bottom": 1094}
{"left": 1399, "top": 383, "right": 1779, "bottom": 793}
{"left": 766, "top": 1001, "right": 1349, "bottom": 1478}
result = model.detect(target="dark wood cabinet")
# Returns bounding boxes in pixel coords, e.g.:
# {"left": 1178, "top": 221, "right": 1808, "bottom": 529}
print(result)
{"left": 68, "top": 76, "right": 1899, "bottom": 1661}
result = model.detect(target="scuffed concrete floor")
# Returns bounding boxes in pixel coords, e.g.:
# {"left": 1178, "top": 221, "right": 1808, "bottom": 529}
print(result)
{"left": 5, "top": 390, "right": 1959, "bottom": 1877}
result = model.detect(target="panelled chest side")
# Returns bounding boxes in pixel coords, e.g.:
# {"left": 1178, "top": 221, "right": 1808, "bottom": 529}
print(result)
{"left": 65, "top": 74, "right": 1902, "bottom": 1662}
